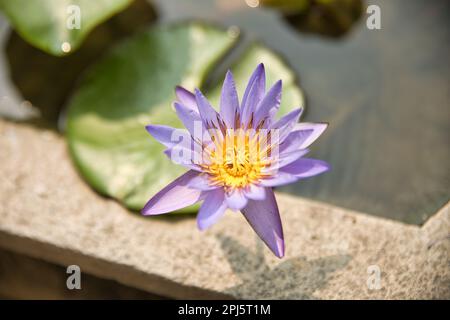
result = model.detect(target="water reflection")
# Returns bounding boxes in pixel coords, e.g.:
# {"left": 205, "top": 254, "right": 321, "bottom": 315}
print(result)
{"left": 264, "top": 0, "right": 364, "bottom": 38}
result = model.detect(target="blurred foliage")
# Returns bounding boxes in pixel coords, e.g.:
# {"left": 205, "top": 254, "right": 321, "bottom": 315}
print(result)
{"left": 66, "top": 22, "right": 304, "bottom": 212}
{"left": 5, "top": 0, "right": 156, "bottom": 126}
{"left": 261, "top": 0, "right": 364, "bottom": 38}
{"left": 0, "top": 0, "right": 133, "bottom": 56}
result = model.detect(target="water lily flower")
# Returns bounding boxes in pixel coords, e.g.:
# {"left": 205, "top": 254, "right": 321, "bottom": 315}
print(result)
{"left": 143, "top": 64, "right": 330, "bottom": 258}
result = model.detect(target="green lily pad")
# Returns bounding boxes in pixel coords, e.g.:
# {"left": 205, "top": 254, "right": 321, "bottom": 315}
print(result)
{"left": 66, "top": 22, "right": 304, "bottom": 212}
{"left": 0, "top": 0, "right": 133, "bottom": 56}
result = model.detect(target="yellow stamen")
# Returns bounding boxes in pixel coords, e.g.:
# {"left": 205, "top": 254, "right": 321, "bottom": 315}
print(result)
{"left": 200, "top": 129, "right": 272, "bottom": 190}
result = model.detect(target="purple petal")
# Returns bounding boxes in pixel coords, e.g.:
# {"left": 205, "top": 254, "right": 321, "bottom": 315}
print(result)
{"left": 145, "top": 125, "right": 190, "bottom": 149}
{"left": 279, "top": 128, "right": 314, "bottom": 153}
{"left": 226, "top": 188, "right": 248, "bottom": 210}
{"left": 195, "top": 89, "right": 222, "bottom": 130}
{"left": 220, "top": 70, "right": 240, "bottom": 129}
{"left": 241, "top": 63, "right": 266, "bottom": 126}
{"left": 175, "top": 86, "right": 198, "bottom": 111}
{"left": 186, "top": 173, "right": 220, "bottom": 191}
{"left": 280, "top": 158, "right": 331, "bottom": 178}
{"left": 258, "top": 171, "right": 299, "bottom": 187}
{"left": 270, "top": 108, "right": 303, "bottom": 144}
{"left": 174, "top": 102, "right": 202, "bottom": 136}
{"left": 142, "top": 170, "right": 204, "bottom": 215}
{"left": 268, "top": 148, "right": 310, "bottom": 171}
{"left": 163, "top": 148, "right": 202, "bottom": 171}
{"left": 254, "top": 80, "right": 282, "bottom": 126}
{"left": 197, "top": 189, "right": 227, "bottom": 230}
{"left": 244, "top": 184, "right": 267, "bottom": 201}
{"left": 272, "top": 108, "right": 303, "bottom": 129}
{"left": 241, "top": 188, "right": 284, "bottom": 258}
{"left": 289, "top": 123, "right": 328, "bottom": 149}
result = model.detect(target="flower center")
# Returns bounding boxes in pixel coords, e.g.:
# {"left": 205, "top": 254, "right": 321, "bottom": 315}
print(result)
{"left": 201, "top": 129, "right": 272, "bottom": 189}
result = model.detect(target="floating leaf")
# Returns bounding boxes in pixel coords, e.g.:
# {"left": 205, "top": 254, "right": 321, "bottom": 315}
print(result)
{"left": 66, "top": 22, "right": 304, "bottom": 212}
{"left": 0, "top": 0, "right": 133, "bottom": 56}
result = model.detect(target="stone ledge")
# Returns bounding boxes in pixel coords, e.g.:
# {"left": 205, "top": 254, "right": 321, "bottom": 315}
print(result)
{"left": 0, "top": 119, "right": 449, "bottom": 299}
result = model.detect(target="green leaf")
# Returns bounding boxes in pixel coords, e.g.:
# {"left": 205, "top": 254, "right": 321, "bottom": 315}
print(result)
{"left": 0, "top": 0, "right": 133, "bottom": 56}
{"left": 66, "top": 22, "right": 304, "bottom": 213}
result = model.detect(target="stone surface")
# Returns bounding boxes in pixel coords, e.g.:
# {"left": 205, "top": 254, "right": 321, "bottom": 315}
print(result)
{"left": 0, "top": 119, "right": 449, "bottom": 299}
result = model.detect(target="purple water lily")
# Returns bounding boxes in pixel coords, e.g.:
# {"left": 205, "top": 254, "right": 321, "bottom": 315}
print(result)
{"left": 142, "top": 64, "right": 330, "bottom": 258}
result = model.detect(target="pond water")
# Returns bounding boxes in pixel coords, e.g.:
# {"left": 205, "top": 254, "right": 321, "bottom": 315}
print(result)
{"left": 1, "top": 0, "right": 448, "bottom": 225}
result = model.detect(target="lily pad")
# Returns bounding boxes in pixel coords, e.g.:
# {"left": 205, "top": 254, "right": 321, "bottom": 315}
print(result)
{"left": 66, "top": 22, "right": 304, "bottom": 212}
{"left": 0, "top": 0, "right": 133, "bottom": 56}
